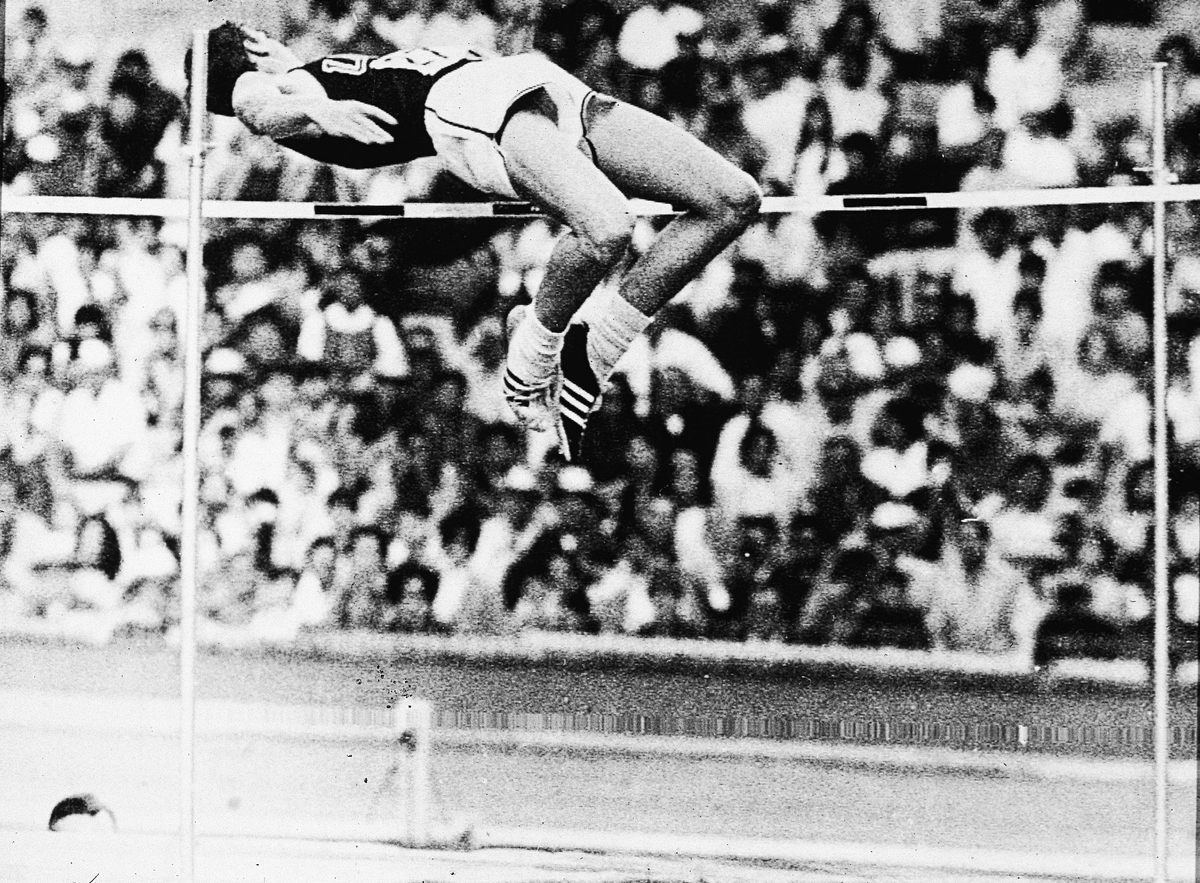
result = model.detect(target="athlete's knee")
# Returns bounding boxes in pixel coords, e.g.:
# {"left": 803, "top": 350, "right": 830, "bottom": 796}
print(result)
{"left": 714, "top": 170, "right": 763, "bottom": 227}
{"left": 576, "top": 212, "right": 633, "bottom": 266}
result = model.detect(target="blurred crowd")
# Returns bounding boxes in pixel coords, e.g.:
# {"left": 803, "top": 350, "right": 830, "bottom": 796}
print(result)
{"left": 2, "top": 0, "right": 1198, "bottom": 667}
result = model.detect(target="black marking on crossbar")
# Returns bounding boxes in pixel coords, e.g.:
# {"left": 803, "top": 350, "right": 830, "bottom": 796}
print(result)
{"left": 315, "top": 204, "right": 406, "bottom": 216}
{"left": 491, "top": 202, "right": 542, "bottom": 215}
{"left": 841, "top": 196, "right": 929, "bottom": 209}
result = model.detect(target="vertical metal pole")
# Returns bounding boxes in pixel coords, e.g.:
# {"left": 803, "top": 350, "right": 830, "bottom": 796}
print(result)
{"left": 1149, "top": 61, "right": 1170, "bottom": 883}
{"left": 181, "top": 28, "right": 209, "bottom": 883}
{"left": 396, "top": 698, "right": 432, "bottom": 846}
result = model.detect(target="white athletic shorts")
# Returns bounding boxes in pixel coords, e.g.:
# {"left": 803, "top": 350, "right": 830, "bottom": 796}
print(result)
{"left": 424, "top": 54, "right": 597, "bottom": 198}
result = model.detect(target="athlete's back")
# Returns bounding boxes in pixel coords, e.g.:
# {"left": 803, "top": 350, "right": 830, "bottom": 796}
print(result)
{"left": 278, "top": 47, "right": 482, "bottom": 169}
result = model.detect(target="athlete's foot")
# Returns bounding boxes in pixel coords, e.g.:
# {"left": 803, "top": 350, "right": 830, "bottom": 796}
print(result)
{"left": 555, "top": 321, "right": 603, "bottom": 462}
{"left": 503, "top": 304, "right": 557, "bottom": 431}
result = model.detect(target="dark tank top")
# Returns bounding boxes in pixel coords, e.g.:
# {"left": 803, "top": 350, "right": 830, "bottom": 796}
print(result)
{"left": 277, "top": 47, "right": 482, "bottom": 169}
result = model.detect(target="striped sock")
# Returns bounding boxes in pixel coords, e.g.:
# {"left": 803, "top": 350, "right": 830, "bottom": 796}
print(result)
{"left": 507, "top": 305, "right": 565, "bottom": 386}
{"left": 583, "top": 291, "right": 653, "bottom": 382}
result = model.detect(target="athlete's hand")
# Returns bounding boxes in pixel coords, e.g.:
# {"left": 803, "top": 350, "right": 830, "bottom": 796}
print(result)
{"left": 308, "top": 99, "right": 398, "bottom": 145}
{"left": 242, "top": 28, "right": 303, "bottom": 74}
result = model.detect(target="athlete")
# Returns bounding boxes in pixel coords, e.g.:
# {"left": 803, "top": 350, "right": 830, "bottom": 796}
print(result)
{"left": 190, "top": 21, "right": 761, "bottom": 461}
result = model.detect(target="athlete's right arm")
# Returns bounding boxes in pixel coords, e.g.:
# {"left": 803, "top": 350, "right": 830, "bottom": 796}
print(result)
{"left": 231, "top": 71, "right": 398, "bottom": 144}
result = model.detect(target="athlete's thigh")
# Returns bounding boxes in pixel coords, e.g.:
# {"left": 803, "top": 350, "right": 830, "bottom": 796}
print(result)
{"left": 584, "top": 97, "right": 755, "bottom": 214}
{"left": 498, "top": 103, "right": 630, "bottom": 237}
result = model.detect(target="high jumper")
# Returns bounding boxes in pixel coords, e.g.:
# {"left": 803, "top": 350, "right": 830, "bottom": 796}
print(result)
{"left": 189, "top": 22, "right": 761, "bottom": 460}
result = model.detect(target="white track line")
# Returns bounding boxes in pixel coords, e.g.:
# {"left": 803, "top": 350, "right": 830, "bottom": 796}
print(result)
{"left": 3, "top": 820, "right": 1192, "bottom": 882}
{"left": 474, "top": 826, "right": 1197, "bottom": 882}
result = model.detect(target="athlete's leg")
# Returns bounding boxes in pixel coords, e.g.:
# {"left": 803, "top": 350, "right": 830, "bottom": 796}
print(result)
{"left": 495, "top": 92, "right": 634, "bottom": 428}
{"left": 587, "top": 96, "right": 762, "bottom": 320}
{"left": 552, "top": 96, "right": 761, "bottom": 459}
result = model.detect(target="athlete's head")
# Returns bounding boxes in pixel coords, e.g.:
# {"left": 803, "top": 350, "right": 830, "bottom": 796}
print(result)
{"left": 184, "top": 21, "right": 255, "bottom": 117}
{"left": 48, "top": 794, "right": 117, "bottom": 833}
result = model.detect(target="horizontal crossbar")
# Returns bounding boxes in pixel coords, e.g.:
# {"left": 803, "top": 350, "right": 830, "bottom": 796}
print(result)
{"left": 3, "top": 184, "right": 1199, "bottom": 220}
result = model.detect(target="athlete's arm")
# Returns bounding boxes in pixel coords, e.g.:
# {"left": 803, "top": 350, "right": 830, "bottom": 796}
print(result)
{"left": 231, "top": 70, "right": 398, "bottom": 144}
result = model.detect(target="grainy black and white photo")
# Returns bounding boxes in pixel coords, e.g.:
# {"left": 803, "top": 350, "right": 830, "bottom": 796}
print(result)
{"left": 1, "top": 0, "right": 1197, "bottom": 880}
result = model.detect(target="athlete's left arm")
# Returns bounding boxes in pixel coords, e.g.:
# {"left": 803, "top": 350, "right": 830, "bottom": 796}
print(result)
{"left": 232, "top": 71, "right": 397, "bottom": 144}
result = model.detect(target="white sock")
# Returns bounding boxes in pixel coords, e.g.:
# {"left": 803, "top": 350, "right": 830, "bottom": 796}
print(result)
{"left": 507, "top": 305, "right": 564, "bottom": 386}
{"left": 584, "top": 291, "right": 653, "bottom": 382}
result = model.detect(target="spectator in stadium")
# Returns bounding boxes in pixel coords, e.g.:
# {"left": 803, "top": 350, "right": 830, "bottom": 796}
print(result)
{"left": 1002, "top": 101, "right": 1079, "bottom": 189}
{"left": 23, "top": 510, "right": 127, "bottom": 638}
{"left": 383, "top": 508, "right": 440, "bottom": 632}
{"left": 985, "top": 4, "right": 1064, "bottom": 133}
{"left": 286, "top": 535, "right": 340, "bottom": 630}
{"left": 615, "top": 0, "right": 703, "bottom": 76}
{"left": 727, "top": 513, "right": 791, "bottom": 642}
{"left": 473, "top": 464, "right": 549, "bottom": 599}
{"left": 939, "top": 294, "right": 995, "bottom": 369}
{"left": 1159, "top": 33, "right": 1200, "bottom": 113}
{"left": 952, "top": 208, "right": 1021, "bottom": 341}
{"left": 710, "top": 413, "right": 804, "bottom": 537}
{"left": 470, "top": 422, "right": 523, "bottom": 508}
{"left": 52, "top": 340, "right": 147, "bottom": 478}
{"left": 592, "top": 495, "right": 687, "bottom": 636}
{"left": 936, "top": 60, "right": 995, "bottom": 163}
{"left": 786, "top": 94, "right": 846, "bottom": 197}
{"left": 1, "top": 289, "right": 54, "bottom": 381}
{"left": 667, "top": 447, "right": 723, "bottom": 617}
{"left": 1, "top": 346, "right": 60, "bottom": 479}
{"left": 796, "top": 539, "right": 875, "bottom": 645}
{"left": 18, "top": 216, "right": 94, "bottom": 336}
{"left": 334, "top": 524, "right": 391, "bottom": 630}
{"left": 423, "top": 0, "right": 500, "bottom": 55}
{"left": 506, "top": 467, "right": 604, "bottom": 627}
{"left": 7, "top": 6, "right": 54, "bottom": 96}
{"left": 994, "top": 284, "right": 1055, "bottom": 389}
{"left": 958, "top": 129, "right": 1019, "bottom": 213}
{"left": 198, "top": 496, "right": 286, "bottom": 641}
{"left": 873, "top": 0, "right": 944, "bottom": 80}
{"left": 511, "top": 544, "right": 588, "bottom": 632}
{"left": 135, "top": 307, "right": 185, "bottom": 432}
{"left": 987, "top": 453, "right": 1063, "bottom": 576}
{"left": 995, "top": 364, "right": 1065, "bottom": 460}
{"left": 429, "top": 505, "right": 509, "bottom": 634}
{"left": 222, "top": 381, "right": 294, "bottom": 499}
{"left": 817, "top": 7, "right": 891, "bottom": 143}
{"left": 1053, "top": 511, "right": 1149, "bottom": 625}
{"left": 898, "top": 517, "right": 1043, "bottom": 659}
{"left": 94, "top": 50, "right": 182, "bottom": 198}
{"left": 297, "top": 269, "right": 409, "bottom": 380}
{"left": 859, "top": 395, "right": 930, "bottom": 532}
{"left": 929, "top": 364, "right": 1008, "bottom": 504}
{"left": 0, "top": 474, "right": 19, "bottom": 618}
{"left": 641, "top": 360, "right": 730, "bottom": 474}
{"left": 534, "top": 0, "right": 622, "bottom": 79}
{"left": 773, "top": 511, "right": 826, "bottom": 642}
{"left": 18, "top": 36, "right": 103, "bottom": 196}
{"left": 1033, "top": 579, "right": 1123, "bottom": 666}
{"left": 806, "top": 434, "right": 869, "bottom": 547}
{"left": 740, "top": 47, "right": 815, "bottom": 191}
{"left": 329, "top": 0, "right": 401, "bottom": 56}
{"left": 458, "top": 316, "right": 512, "bottom": 425}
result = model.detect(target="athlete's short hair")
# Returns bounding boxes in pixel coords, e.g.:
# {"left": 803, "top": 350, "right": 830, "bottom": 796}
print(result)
{"left": 184, "top": 21, "right": 255, "bottom": 117}
{"left": 48, "top": 794, "right": 116, "bottom": 832}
